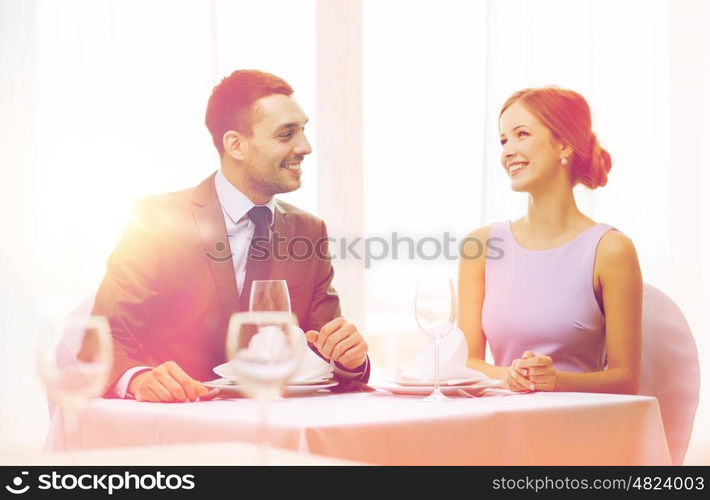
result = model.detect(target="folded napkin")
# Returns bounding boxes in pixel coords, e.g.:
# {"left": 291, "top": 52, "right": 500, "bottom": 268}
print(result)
{"left": 290, "top": 326, "right": 333, "bottom": 383}
{"left": 394, "top": 327, "right": 488, "bottom": 384}
{"left": 215, "top": 325, "right": 333, "bottom": 384}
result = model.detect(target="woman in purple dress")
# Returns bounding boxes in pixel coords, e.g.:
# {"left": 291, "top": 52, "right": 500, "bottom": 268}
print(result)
{"left": 458, "top": 87, "right": 642, "bottom": 393}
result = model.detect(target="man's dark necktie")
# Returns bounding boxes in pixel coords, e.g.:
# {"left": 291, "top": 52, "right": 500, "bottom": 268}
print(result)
{"left": 240, "top": 205, "right": 272, "bottom": 311}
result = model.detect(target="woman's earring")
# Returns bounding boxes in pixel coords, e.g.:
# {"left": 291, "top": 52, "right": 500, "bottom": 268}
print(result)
{"left": 561, "top": 157, "right": 568, "bottom": 166}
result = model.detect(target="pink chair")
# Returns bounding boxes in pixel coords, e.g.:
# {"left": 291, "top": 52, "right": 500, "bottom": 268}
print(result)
{"left": 639, "top": 283, "right": 700, "bottom": 465}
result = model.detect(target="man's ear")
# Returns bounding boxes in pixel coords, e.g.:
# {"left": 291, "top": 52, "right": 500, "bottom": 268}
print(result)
{"left": 223, "top": 130, "right": 247, "bottom": 161}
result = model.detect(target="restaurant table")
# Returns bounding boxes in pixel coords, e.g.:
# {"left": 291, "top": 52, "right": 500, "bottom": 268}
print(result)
{"left": 45, "top": 390, "right": 671, "bottom": 465}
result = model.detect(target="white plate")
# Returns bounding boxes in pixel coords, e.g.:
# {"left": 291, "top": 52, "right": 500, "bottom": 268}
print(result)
{"left": 204, "top": 378, "right": 338, "bottom": 397}
{"left": 394, "top": 377, "right": 489, "bottom": 387}
{"left": 376, "top": 379, "right": 502, "bottom": 396}
{"left": 287, "top": 377, "right": 334, "bottom": 385}
{"left": 213, "top": 363, "right": 333, "bottom": 385}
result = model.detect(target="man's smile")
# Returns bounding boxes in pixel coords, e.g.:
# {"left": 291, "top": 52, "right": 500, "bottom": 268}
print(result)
{"left": 281, "top": 160, "right": 302, "bottom": 175}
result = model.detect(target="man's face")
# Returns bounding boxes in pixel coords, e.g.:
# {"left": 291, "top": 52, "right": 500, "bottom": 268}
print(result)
{"left": 240, "top": 94, "right": 312, "bottom": 199}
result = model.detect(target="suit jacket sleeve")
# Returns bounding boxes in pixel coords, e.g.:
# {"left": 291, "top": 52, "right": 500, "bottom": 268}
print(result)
{"left": 304, "top": 220, "right": 370, "bottom": 383}
{"left": 92, "top": 199, "right": 163, "bottom": 396}
{"left": 301, "top": 220, "right": 341, "bottom": 333}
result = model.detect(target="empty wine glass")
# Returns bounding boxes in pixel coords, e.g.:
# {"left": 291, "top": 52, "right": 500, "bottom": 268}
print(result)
{"left": 249, "top": 279, "right": 291, "bottom": 313}
{"left": 225, "top": 311, "right": 302, "bottom": 463}
{"left": 37, "top": 314, "right": 113, "bottom": 450}
{"left": 415, "top": 278, "right": 456, "bottom": 402}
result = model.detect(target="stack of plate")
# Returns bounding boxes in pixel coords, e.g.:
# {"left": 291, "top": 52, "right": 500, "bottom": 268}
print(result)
{"left": 204, "top": 362, "right": 338, "bottom": 397}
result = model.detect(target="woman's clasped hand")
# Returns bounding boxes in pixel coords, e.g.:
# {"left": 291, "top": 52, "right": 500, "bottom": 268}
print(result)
{"left": 505, "top": 351, "right": 557, "bottom": 392}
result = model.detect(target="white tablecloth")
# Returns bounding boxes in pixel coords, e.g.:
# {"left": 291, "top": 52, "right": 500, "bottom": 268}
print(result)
{"left": 45, "top": 390, "right": 671, "bottom": 465}
{"left": 2, "top": 442, "right": 359, "bottom": 466}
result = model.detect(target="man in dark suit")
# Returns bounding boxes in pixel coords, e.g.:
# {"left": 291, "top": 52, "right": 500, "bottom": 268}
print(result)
{"left": 93, "top": 70, "right": 369, "bottom": 402}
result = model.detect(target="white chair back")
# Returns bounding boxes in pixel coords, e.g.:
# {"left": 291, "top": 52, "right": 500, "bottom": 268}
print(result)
{"left": 45, "top": 294, "right": 98, "bottom": 417}
{"left": 639, "top": 283, "right": 700, "bottom": 465}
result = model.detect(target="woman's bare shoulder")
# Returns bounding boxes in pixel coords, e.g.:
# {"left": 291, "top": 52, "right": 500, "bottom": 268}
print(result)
{"left": 460, "top": 225, "right": 492, "bottom": 265}
{"left": 464, "top": 225, "right": 490, "bottom": 241}
{"left": 596, "top": 229, "right": 639, "bottom": 275}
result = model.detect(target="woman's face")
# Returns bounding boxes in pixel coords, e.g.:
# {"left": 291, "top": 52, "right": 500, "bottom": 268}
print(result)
{"left": 499, "top": 101, "right": 568, "bottom": 193}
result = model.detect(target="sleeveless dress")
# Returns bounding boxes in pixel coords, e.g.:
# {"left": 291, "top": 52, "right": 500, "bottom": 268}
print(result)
{"left": 481, "top": 220, "right": 615, "bottom": 373}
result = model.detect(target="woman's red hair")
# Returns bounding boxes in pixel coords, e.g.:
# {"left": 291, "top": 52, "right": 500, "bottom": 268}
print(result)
{"left": 500, "top": 87, "right": 611, "bottom": 189}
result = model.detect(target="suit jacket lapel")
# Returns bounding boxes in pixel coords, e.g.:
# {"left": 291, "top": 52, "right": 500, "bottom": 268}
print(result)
{"left": 192, "top": 172, "right": 240, "bottom": 320}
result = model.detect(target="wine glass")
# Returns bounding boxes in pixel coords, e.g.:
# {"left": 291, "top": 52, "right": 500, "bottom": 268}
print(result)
{"left": 249, "top": 279, "right": 291, "bottom": 313}
{"left": 415, "top": 278, "right": 456, "bottom": 402}
{"left": 225, "top": 311, "right": 302, "bottom": 463}
{"left": 37, "top": 314, "right": 113, "bottom": 450}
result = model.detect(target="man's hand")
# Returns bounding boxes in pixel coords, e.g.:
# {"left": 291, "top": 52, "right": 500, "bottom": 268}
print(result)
{"left": 128, "top": 361, "right": 215, "bottom": 402}
{"left": 305, "top": 317, "right": 368, "bottom": 371}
